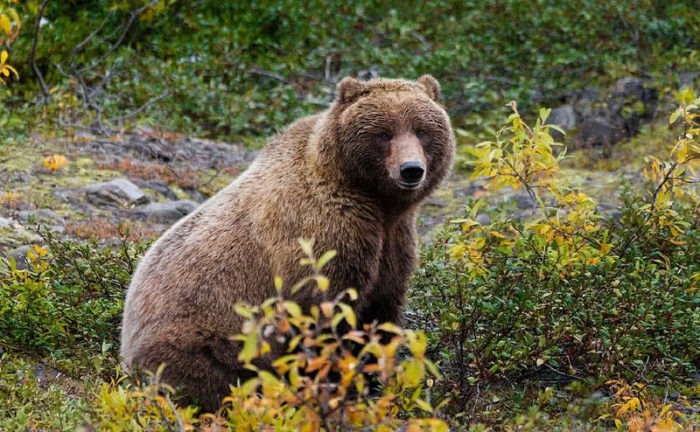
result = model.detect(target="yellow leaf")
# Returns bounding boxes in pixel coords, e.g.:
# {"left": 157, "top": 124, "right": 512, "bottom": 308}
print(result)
{"left": 377, "top": 322, "right": 403, "bottom": 335}
{"left": 655, "top": 417, "right": 675, "bottom": 431}
{"left": 338, "top": 302, "right": 357, "bottom": 328}
{"left": 283, "top": 301, "right": 301, "bottom": 317}
{"left": 316, "top": 275, "right": 329, "bottom": 292}
{"left": 42, "top": 154, "right": 68, "bottom": 172}
{"left": 274, "top": 276, "right": 283, "bottom": 292}
{"left": 402, "top": 358, "right": 424, "bottom": 387}
{"left": 413, "top": 397, "right": 433, "bottom": 413}
{"left": 0, "top": 16, "right": 11, "bottom": 35}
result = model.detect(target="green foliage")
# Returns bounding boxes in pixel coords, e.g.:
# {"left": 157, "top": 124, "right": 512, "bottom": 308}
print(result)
{"left": 2, "top": 1, "right": 700, "bottom": 139}
{"left": 0, "top": 353, "right": 92, "bottom": 431}
{"left": 0, "top": 227, "right": 149, "bottom": 373}
{"left": 412, "top": 99, "right": 700, "bottom": 428}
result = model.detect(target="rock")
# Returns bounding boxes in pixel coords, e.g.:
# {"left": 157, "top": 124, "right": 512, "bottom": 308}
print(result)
{"left": 0, "top": 217, "right": 15, "bottom": 228}
{"left": 453, "top": 178, "right": 487, "bottom": 198}
{"left": 85, "top": 179, "right": 150, "bottom": 207}
{"left": 133, "top": 180, "right": 178, "bottom": 201}
{"left": 679, "top": 71, "right": 699, "bottom": 89}
{"left": 6, "top": 245, "right": 33, "bottom": 270}
{"left": 511, "top": 192, "right": 538, "bottom": 210}
{"left": 578, "top": 116, "right": 627, "bottom": 148}
{"left": 611, "top": 77, "right": 658, "bottom": 135}
{"left": 569, "top": 78, "right": 657, "bottom": 150}
{"left": 358, "top": 67, "right": 379, "bottom": 81}
{"left": 17, "top": 209, "right": 65, "bottom": 226}
{"left": 183, "top": 187, "right": 205, "bottom": 202}
{"left": 476, "top": 213, "right": 491, "bottom": 225}
{"left": 424, "top": 196, "right": 446, "bottom": 208}
{"left": 573, "top": 87, "right": 601, "bottom": 119}
{"left": 135, "top": 200, "right": 198, "bottom": 223}
{"left": 546, "top": 105, "right": 577, "bottom": 141}
{"left": 612, "top": 77, "right": 655, "bottom": 104}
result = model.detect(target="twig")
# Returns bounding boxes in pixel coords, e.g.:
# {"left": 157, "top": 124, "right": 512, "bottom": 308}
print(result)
{"left": 164, "top": 393, "right": 188, "bottom": 432}
{"left": 249, "top": 67, "right": 290, "bottom": 84}
{"left": 616, "top": 160, "right": 678, "bottom": 256}
{"left": 544, "top": 363, "right": 584, "bottom": 380}
{"left": 410, "top": 30, "right": 431, "bottom": 52}
{"left": 107, "top": 90, "right": 169, "bottom": 123}
{"left": 29, "top": 0, "right": 51, "bottom": 103}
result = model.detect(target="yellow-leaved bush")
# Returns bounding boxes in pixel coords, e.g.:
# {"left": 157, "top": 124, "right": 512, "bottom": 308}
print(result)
{"left": 412, "top": 95, "right": 699, "bottom": 428}
{"left": 91, "top": 239, "right": 447, "bottom": 432}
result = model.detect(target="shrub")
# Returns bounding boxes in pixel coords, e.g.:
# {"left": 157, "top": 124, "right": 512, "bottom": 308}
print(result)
{"left": 0, "top": 226, "right": 149, "bottom": 373}
{"left": 90, "top": 239, "right": 447, "bottom": 431}
{"left": 411, "top": 93, "right": 700, "bottom": 427}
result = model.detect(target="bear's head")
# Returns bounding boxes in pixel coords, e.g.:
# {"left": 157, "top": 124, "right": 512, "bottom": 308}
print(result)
{"left": 320, "top": 75, "right": 455, "bottom": 208}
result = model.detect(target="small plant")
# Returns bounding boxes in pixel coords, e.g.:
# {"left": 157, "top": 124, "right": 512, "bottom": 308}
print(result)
{"left": 601, "top": 379, "right": 688, "bottom": 431}
{"left": 42, "top": 154, "right": 68, "bottom": 172}
{"left": 93, "top": 366, "right": 199, "bottom": 432}
{"left": 222, "top": 239, "right": 445, "bottom": 431}
{"left": 0, "top": 191, "right": 20, "bottom": 206}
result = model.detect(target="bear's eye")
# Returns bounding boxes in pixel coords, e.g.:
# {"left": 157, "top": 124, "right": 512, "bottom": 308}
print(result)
{"left": 379, "top": 132, "right": 393, "bottom": 142}
{"left": 416, "top": 129, "right": 428, "bottom": 140}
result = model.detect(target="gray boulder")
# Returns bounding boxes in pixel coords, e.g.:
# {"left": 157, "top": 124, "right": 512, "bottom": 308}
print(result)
{"left": 569, "top": 78, "right": 657, "bottom": 150}
{"left": 17, "top": 209, "right": 65, "bottom": 226}
{"left": 546, "top": 105, "right": 576, "bottom": 141}
{"left": 85, "top": 179, "right": 150, "bottom": 207}
{"left": 679, "top": 71, "right": 699, "bottom": 89}
{"left": 578, "top": 116, "right": 627, "bottom": 148}
{"left": 5, "top": 245, "right": 33, "bottom": 270}
{"left": 135, "top": 200, "right": 198, "bottom": 223}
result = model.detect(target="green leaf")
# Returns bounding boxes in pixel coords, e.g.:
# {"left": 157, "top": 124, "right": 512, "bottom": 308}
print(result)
{"left": 669, "top": 108, "right": 682, "bottom": 125}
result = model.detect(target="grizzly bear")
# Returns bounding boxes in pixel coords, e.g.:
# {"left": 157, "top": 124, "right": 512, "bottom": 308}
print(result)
{"left": 120, "top": 75, "right": 455, "bottom": 412}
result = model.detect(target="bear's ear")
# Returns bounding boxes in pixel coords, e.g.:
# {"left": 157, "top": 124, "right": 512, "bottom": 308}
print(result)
{"left": 418, "top": 75, "right": 442, "bottom": 102}
{"left": 335, "top": 77, "right": 367, "bottom": 105}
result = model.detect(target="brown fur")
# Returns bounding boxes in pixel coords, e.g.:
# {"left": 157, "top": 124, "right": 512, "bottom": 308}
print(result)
{"left": 120, "top": 75, "right": 455, "bottom": 412}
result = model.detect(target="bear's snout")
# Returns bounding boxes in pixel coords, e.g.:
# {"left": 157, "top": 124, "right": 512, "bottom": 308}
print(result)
{"left": 387, "top": 132, "right": 427, "bottom": 190}
{"left": 399, "top": 161, "right": 425, "bottom": 186}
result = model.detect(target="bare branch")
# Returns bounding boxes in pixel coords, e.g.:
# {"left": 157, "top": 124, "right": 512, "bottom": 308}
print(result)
{"left": 249, "top": 67, "right": 290, "bottom": 84}
{"left": 107, "top": 90, "right": 169, "bottom": 124}
{"left": 29, "top": 0, "right": 51, "bottom": 104}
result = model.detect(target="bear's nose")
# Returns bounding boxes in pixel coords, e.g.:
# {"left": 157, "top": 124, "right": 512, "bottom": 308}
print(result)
{"left": 399, "top": 161, "right": 425, "bottom": 184}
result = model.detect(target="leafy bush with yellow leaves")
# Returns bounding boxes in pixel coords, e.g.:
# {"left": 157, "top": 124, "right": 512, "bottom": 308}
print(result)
{"left": 412, "top": 92, "right": 700, "bottom": 428}
{"left": 91, "top": 240, "right": 447, "bottom": 431}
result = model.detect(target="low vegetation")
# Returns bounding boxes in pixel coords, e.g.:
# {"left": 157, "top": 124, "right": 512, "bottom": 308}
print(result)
{"left": 1, "top": 1, "right": 699, "bottom": 430}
